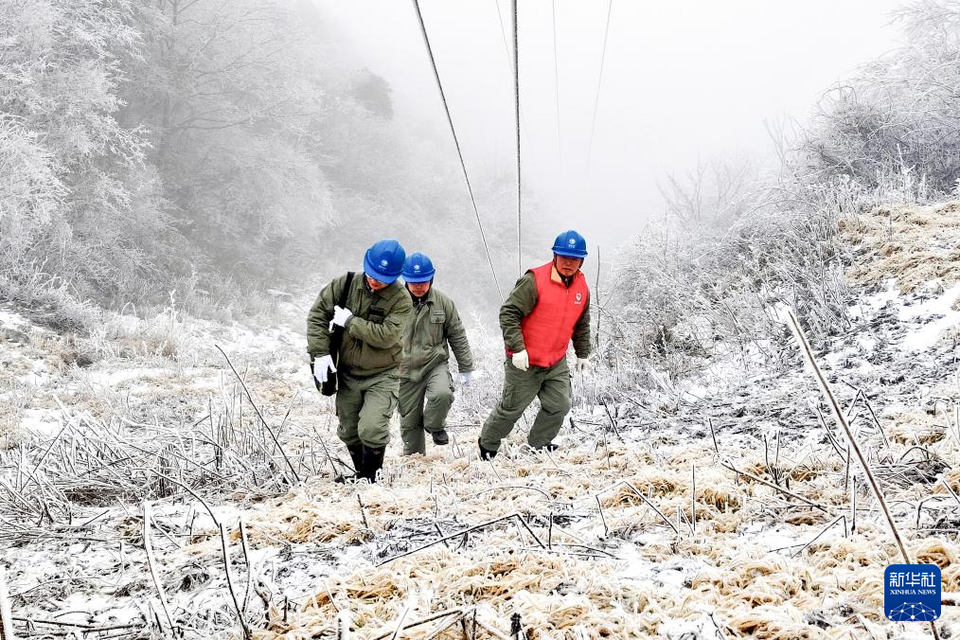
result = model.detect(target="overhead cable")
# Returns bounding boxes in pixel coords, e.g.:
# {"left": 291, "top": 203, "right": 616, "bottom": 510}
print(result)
{"left": 512, "top": 0, "right": 522, "bottom": 275}
{"left": 586, "top": 0, "right": 614, "bottom": 168}
{"left": 410, "top": 0, "right": 503, "bottom": 299}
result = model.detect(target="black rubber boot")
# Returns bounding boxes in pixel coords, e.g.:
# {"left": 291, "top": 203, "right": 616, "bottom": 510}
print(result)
{"left": 431, "top": 429, "right": 449, "bottom": 445}
{"left": 358, "top": 446, "right": 385, "bottom": 483}
{"left": 334, "top": 444, "right": 364, "bottom": 484}
{"left": 533, "top": 442, "right": 559, "bottom": 452}
{"left": 347, "top": 444, "right": 364, "bottom": 470}
{"left": 478, "top": 438, "right": 497, "bottom": 460}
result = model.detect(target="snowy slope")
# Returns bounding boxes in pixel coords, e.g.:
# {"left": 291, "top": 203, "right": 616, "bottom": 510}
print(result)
{"left": 1, "top": 202, "right": 959, "bottom": 638}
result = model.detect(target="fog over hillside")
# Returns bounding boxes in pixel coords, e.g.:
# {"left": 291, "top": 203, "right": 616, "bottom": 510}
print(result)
{"left": 2, "top": 1, "right": 960, "bottom": 638}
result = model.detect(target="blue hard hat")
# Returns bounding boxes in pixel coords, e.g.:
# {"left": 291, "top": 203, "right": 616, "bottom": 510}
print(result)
{"left": 402, "top": 253, "right": 436, "bottom": 283}
{"left": 551, "top": 230, "right": 588, "bottom": 258}
{"left": 363, "top": 239, "right": 406, "bottom": 284}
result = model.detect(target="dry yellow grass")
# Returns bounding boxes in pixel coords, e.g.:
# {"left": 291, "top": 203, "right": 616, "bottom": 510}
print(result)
{"left": 8, "top": 198, "right": 960, "bottom": 637}
{"left": 841, "top": 201, "right": 960, "bottom": 291}
{"left": 941, "top": 467, "right": 960, "bottom": 495}
{"left": 698, "top": 485, "right": 741, "bottom": 512}
{"left": 888, "top": 410, "right": 948, "bottom": 445}
{"left": 229, "top": 427, "right": 960, "bottom": 638}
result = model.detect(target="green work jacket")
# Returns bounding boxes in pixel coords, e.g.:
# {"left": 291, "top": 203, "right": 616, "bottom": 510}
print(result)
{"left": 399, "top": 287, "right": 473, "bottom": 382}
{"left": 307, "top": 273, "right": 413, "bottom": 377}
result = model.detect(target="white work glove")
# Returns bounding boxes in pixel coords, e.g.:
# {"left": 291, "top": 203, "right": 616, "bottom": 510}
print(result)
{"left": 457, "top": 372, "right": 473, "bottom": 386}
{"left": 330, "top": 305, "right": 354, "bottom": 330}
{"left": 511, "top": 350, "right": 529, "bottom": 371}
{"left": 313, "top": 355, "right": 337, "bottom": 383}
{"left": 575, "top": 357, "right": 590, "bottom": 373}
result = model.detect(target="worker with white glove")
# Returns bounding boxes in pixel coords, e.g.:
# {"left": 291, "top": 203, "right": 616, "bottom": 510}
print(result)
{"left": 479, "top": 230, "right": 592, "bottom": 460}
{"left": 511, "top": 350, "right": 529, "bottom": 371}
{"left": 313, "top": 354, "right": 337, "bottom": 383}
{"left": 396, "top": 253, "right": 475, "bottom": 455}
{"left": 306, "top": 239, "right": 413, "bottom": 483}
{"left": 330, "top": 305, "right": 353, "bottom": 329}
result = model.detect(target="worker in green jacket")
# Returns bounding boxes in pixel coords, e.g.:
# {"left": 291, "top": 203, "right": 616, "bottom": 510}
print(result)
{"left": 398, "top": 253, "right": 474, "bottom": 455}
{"left": 306, "top": 239, "right": 413, "bottom": 482}
{"left": 479, "top": 230, "right": 591, "bottom": 459}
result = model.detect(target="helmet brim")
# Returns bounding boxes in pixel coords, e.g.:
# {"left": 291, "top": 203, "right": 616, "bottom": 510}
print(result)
{"left": 403, "top": 274, "right": 435, "bottom": 283}
{"left": 553, "top": 250, "right": 587, "bottom": 258}
{"left": 363, "top": 255, "right": 400, "bottom": 284}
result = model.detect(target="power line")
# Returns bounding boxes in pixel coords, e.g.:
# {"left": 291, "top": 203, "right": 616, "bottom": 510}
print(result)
{"left": 494, "top": 0, "right": 538, "bottom": 177}
{"left": 494, "top": 0, "right": 512, "bottom": 68}
{"left": 512, "top": 0, "right": 521, "bottom": 276}
{"left": 410, "top": 0, "right": 503, "bottom": 300}
{"left": 586, "top": 0, "right": 614, "bottom": 169}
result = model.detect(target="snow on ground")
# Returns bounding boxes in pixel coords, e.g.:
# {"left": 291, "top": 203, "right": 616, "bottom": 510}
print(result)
{"left": 897, "top": 281, "right": 960, "bottom": 352}
{"left": 0, "top": 309, "right": 34, "bottom": 331}
{"left": 2, "top": 202, "right": 960, "bottom": 638}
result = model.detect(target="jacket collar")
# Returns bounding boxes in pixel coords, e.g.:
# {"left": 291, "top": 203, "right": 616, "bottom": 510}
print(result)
{"left": 408, "top": 284, "right": 437, "bottom": 307}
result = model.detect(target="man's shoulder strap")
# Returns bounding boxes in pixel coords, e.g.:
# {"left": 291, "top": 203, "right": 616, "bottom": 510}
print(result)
{"left": 339, "top": 272, "right": 355, "bottom": 307}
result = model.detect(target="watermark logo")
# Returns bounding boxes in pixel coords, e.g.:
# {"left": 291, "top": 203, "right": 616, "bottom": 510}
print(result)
{"left": 885, "top": 564, "right": 940, "bottom": 622}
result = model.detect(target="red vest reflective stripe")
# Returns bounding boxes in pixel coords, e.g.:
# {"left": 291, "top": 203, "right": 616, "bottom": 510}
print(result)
{"left": 513, "top": 262, "right": 589, "bottom": 368}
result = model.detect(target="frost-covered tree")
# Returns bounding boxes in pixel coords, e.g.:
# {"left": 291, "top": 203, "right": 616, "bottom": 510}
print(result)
{"left": 0, "top": 0, "right": 529, "bottom": 318}
{"left": 120, "top": 0, "right": 339, "bottom": 284}
{"left": 0, "top": 0, "right": 172, "bottom": 302}
{"left": 350, "top": 69, "right": 394, "bottom": 120}
{"left": 802, "top": 0, "right": 960, "bottom": 193}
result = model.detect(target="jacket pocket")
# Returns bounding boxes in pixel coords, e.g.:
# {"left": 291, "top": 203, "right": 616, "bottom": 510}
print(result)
{"left": 384, "top": 387, "right": 399, "bottom": 419}
{"left": 429, "top": 310, "right": 445, "bottom": 344}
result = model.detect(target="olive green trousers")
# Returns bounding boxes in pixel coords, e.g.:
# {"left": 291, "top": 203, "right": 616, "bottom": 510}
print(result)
{"left": 398, "top": 363, "right": 455, "bottom": 455}
{"left": 336, "top": 369, "right": 399, "bottom": 449}
{"left": 479, "top": 357, "right": 571, "bottom": 452}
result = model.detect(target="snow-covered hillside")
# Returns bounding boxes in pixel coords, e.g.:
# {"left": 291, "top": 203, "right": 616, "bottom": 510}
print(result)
{"left": 1, "top": 203, "right": 959, "bottom": 638}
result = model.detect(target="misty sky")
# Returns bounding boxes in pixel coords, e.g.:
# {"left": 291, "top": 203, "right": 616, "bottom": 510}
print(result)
{"left": 314, "top": 0, "right": 907, "bottom": 254}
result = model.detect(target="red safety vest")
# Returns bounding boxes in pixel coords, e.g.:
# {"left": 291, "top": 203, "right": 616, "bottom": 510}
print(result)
{"left": 510, "top": 262, "right": 589, "bottom": 368}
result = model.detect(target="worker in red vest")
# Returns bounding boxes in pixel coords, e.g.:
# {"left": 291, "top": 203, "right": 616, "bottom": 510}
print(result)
{"left": 478, "top": 230, "right": 591, "bottom": 459}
